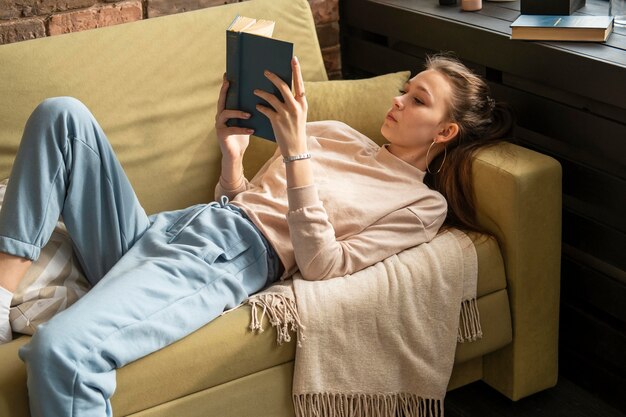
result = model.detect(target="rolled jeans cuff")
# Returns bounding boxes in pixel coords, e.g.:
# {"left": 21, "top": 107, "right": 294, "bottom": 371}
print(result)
{"left": 0, "top": 235, "right": 40, "bottom": 261}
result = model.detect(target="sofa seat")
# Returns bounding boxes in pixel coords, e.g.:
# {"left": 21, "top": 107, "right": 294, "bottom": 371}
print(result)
{"left": 114, "top": 234, "right": 513, "bottom": 414}
{"left": 0, "top": 236, "right": 512, "bottom": 417}
{"left": 112, "top": 234, "right": 512, "bottom": 415}
{"left": 115, "top": 232, "right": 510, "bottom": 412}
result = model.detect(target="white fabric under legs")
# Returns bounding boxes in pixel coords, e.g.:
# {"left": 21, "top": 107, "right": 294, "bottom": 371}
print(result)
{"left": 0, "top": 286, "right": 13, "bottom": 344}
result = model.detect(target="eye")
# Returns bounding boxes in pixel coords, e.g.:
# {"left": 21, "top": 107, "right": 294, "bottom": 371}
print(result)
{"left": 398, "top": 90, "right": 423, "bottom": 105}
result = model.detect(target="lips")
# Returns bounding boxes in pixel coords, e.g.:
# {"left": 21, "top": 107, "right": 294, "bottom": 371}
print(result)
{"left": 386, "top": 112, "right": 397, "bottom": 122}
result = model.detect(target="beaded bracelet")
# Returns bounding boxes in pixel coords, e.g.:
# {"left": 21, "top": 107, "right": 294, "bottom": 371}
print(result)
{"left": 283, "top": 153, "right": 312, "bottom": 163}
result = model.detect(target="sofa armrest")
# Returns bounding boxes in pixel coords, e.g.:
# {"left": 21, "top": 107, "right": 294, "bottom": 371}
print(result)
{"left": 472, "top": 142, "right": 562, "bottom": 400}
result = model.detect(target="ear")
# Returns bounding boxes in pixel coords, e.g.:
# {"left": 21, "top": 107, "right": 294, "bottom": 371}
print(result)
{"left": 435, "top": 122, "right": 459, "bottom": 144}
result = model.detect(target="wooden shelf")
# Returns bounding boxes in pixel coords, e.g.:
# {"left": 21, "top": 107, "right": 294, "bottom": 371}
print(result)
{"left": 340, "top": 0, "right": 626, "bottom": 110}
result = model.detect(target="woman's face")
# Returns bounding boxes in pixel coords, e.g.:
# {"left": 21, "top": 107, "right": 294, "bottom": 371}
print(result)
{"left": 381, "top": 69, "right": 455, "bottom": 149}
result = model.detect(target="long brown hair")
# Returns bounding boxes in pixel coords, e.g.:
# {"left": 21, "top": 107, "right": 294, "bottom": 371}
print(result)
{"left": 423, "top": 53, "right": 515, "bottom": 232}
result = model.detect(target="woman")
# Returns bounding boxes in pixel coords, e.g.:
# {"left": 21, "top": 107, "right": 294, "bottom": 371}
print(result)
{"left": 0, "top": 53, "right": 512, "bottom": 417}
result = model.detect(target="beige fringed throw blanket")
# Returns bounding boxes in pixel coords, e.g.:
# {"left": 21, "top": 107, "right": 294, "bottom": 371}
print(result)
{"left": 246, "top": 229, "right": 482, "bottom": 417}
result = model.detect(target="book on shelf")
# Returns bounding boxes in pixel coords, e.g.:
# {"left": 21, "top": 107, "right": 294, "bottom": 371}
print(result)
{"left": 225, "top": 15, "right": 293, "bottom": 142}
{"left": 510, "top": 14, "right": 614, "bottom": 42}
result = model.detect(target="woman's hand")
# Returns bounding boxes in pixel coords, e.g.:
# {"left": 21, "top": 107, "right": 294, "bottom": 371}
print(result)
{"left": 255, "top": 57, "right": 313, "bottom": 190}
{"left": 254, "top": 56, "right": 308, "bottom": 157}
{"left": 215, "top": 73, "right": 254, "bottom": 160}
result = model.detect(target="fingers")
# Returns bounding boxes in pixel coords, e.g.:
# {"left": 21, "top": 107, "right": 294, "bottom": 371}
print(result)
{"left": 292, "top": 56, "right": 306, "bottom": 102}
{"left": 217, "top": 73, "right": 228, "bottom": 114}
{"left": 216, "top": 109, "right": 251, "bottom": 126}
{"left": 261, "top": 69, "right": 295, "bottom": 106}
{"left": 223, "top": 126, "right": 255, "bottom": 136}
{"left": 255, "top": 103, "right": 275, "bottom": 120}
{"left": 253, "top": 88, "right": 283, "bottom": 114}
{"left": 255, "top": 63, "right": 308, "bottom": 121}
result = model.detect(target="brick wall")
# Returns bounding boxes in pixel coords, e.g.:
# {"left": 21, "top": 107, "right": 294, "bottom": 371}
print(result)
{"left": 0, "top": 0, "right": 341, "bottom": 79}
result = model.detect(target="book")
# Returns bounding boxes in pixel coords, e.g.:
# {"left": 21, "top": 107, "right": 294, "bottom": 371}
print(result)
{"left": 510, "top": 15, "right": 614, "bottom": 42}
{"left": 225, "top": 15, "right": 294, "bottom": 141}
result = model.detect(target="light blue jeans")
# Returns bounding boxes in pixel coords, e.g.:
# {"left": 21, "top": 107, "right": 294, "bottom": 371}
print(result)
{"left": 0, "top": 97, "right": 281, "bottom": 417}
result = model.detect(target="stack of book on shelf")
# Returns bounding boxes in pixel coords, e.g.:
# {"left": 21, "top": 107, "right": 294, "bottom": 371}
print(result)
{"left": 510, "top": 14, "right": 614, "bottom": 42}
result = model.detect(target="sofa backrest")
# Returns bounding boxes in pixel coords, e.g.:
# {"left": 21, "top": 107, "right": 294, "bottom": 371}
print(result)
{"left": 0, "top": 0, "right": 327, "bottom": 214}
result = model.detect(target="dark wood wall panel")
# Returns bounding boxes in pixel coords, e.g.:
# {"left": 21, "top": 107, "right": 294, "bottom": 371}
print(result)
{"left": 489, "top": 84, "right": 626, "bottom": 177}
{"left": 560, "top": 347, "right": 626, "bottom": 411}
{"left": 343, "top": 35, "right": 423, "bottom": 76}
{"left": 562, "top": 252, "right": 626, "bottom": 323}
{"left": 340, "top": 0, "right": 626, "bottom": 407}
{"left": 562, "top": 211, "right": 626, "bottom": 271}
{"left": 560, "top": 303, "right": 626, "bottom": 375}
{"left": 561, "top": 164, "right": 626, "bottom": 232}
{"left": 501, "top": 73, "right": 626, "bottom": 127}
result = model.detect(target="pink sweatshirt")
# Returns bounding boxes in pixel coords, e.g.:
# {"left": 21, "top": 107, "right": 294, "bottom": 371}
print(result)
{"left": 215, "top": 120, "right": 447, "bottom": 281}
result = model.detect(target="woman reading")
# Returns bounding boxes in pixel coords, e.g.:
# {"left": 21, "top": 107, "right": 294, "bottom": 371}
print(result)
{"left": 0, "top": 54, "right": 512, "bottom": 417}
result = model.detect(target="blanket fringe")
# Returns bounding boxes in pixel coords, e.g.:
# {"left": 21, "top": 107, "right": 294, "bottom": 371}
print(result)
{"left": 293, "top": 392, "right": 444, "bottom": 417}
{"left": 248, "top": 294, "right": 482, "bottom": 346}
{"left": 457, "top": 298, "right": 483, "bottom": 343}
{"left": 247, "top": 293, "right": 306, "bottom": 347}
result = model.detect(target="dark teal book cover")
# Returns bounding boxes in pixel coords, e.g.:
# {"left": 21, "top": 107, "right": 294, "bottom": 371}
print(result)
{"left": 511, "top": 15, "right": 613, "bottom": 29}
{"left": 225, "top": 31, "right": 293, "bottom": 142}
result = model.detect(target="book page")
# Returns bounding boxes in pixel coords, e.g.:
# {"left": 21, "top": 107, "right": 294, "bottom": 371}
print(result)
{"left": 228, "top": 15, "right": 275, "bottom": 38}
{"left": 247, "top": 19, "right": 275, "bottom": 38}
{"left": 228, "top": 16, "right": 256, "bottom": 32}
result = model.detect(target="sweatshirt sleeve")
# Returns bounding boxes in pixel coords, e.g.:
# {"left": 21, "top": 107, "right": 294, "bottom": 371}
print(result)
{"left": 214, "top": 176, "right": 250, "bottom": 201}
{"left": 286, "top": 185, "right": 447, "bottom": 281}
{"left": 214, "top": 146, "right": 282, "bottom": 201}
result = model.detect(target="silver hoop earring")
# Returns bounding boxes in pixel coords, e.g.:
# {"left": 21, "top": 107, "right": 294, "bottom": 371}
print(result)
{"left": 426, "top": 140, "right": 447, "bottom": 175}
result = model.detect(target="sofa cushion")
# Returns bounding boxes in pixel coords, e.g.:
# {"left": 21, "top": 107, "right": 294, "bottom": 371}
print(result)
{"left": 305, "top": 71, "right": 411, "bottom": 145}
{"left": 2, "top": 282, "right": 512, "bottom": 417}
{"left": 110, "top": 235, "right": 507, "bottom": 415}
{"left": 455, "top": 289, "right": 512, "bottom": 364}
{"left": 472, "top": 233, "right": 507, "bottom": 297}
{"left": 0, "top": 0, "right": 327, "bottom": 216}
{"left": 0, "top": 233, "right": 508, "bottom": 416}
{"left": 117, "top": 296, "right": 510, "bottom": 416}
{"left": 0, "top": 337, "right": 29, "bottom": 417}
{"left": 111, "top": 306, "right": 295, "bottom": 415}
{"left": 124, "top": 362, "right": 296, "bottom": 417}
{"left": 0, "top": 180, "right": 90, "bottom": 336}
{"left": 240, "top": 71, "right": 412, "bottom": 178}
{"left": 112, "top": 281, "right": 510, "bottom": 415}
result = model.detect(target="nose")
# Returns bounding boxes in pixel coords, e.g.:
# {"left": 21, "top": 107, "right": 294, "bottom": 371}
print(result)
{"left": 392, "top": 95, "right": 404, "bottom": 110}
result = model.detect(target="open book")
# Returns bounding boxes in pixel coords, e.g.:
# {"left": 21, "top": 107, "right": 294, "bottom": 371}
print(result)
{"left": 225, "top": 15, "right": 294, "bottom": 142}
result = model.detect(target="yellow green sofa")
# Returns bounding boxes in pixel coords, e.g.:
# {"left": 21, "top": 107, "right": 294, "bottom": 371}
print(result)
{"left": 0, "top": 0, "right": 562, "bottom": 415}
